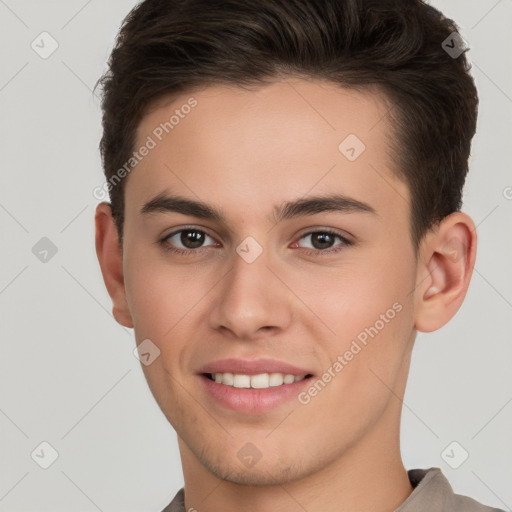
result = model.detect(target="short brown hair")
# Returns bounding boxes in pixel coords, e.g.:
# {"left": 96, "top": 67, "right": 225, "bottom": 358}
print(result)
{"left": 96, "top": 0, "right": 478, "bottom": 249}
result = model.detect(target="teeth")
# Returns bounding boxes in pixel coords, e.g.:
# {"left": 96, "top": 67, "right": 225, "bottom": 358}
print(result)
{"left": 283, "top": 374, "right": 295, "bottom": 384}
{"left": 269, "top": 372, "right": 284, "bottom": 386}
{"left": 250, "top": 373, "right": 269, "bottom": 388}
{"left": 210, "top": 372, "right": 306, "bottom": 389}
{"left": 233, "top": 374, "right": 251, "bottom": 388}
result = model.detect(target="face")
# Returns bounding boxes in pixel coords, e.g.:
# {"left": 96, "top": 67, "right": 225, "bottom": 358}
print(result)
{"left": 121, "top": 79, "right": 419, "bottom": 485}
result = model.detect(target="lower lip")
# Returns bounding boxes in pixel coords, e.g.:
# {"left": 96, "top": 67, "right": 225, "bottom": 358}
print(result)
{"left": 199, "top": 374, "right": 313, "bottom": 414}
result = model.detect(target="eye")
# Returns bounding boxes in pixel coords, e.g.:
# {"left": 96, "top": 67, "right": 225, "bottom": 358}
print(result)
{"left": 159, "top": 227, "right": 352, "bottom": 257}
{"left": 160, "top": 228, "right": 218, "bottom": 254}
{"left": 295, "top": 229, "right": 352, "bottom": 254}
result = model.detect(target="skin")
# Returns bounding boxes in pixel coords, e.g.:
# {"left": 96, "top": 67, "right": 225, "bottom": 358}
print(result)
{"left": 95, "top": 78, "right": 477, "bottom": 512}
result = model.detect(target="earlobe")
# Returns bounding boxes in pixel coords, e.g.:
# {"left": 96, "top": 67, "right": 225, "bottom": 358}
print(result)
{"left": 414, "top": 212, "right": 477, "bottom": 333}
{"left": 94, "top": 202, "right": 134, "bottom": 328}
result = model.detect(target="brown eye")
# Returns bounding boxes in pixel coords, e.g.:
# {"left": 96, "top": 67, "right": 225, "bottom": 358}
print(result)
{"left": 180, "top": 229, "right": 205, "bottom": 248}
{"left": 310, "top": 232, "right": 335, "bottom": 249}
{"left": 295, "top": 230, "right": 352, "bottom": 255}
{"left": 163, "top": 228, "right": 216, "bottom": 252}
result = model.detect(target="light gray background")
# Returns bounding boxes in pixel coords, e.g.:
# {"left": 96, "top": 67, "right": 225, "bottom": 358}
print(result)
{"left": 0, "top": 1, "right": 511, "bottom": 511}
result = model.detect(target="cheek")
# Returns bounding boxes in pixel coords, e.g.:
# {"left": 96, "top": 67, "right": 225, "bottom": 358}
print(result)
{"left": 123, "top": 255, "right": 209, "bottom": 418}
{"left": 295, "top": 250, "right": 415, "bottom": 385}
{"left": 297, "top": 273, "right": 414, "bottom": 436}
{"left": 123, "top": 246, "right": 211, "bottom": 339}
{"left": 297, "top": 256, "right": 412, "bottom": 338}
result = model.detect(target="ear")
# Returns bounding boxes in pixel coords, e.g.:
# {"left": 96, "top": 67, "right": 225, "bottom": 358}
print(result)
{"left": 95, "top": 202, "right": 134, "bottom": 328}
{"left": 414, "top": 212, "right": 477, "bottom": 332}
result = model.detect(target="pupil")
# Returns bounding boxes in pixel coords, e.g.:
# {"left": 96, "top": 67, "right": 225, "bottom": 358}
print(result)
{"left": 181, "top": 230, "right": 204, "bottom": 248}
{"left": 312, "top": 232, "right": 333, "bottom": 249}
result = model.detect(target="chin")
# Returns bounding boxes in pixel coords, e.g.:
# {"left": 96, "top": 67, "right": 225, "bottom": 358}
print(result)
{"left": 198, "top": 448, "right": 310, "bottom": 487}
{"left": 209, "top": 463, "right": 301, "bottom": 487}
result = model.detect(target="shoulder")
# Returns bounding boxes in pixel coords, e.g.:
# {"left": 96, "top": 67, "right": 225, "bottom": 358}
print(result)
{"left": 398, "top": 468, "right": 505, "bottom": 512}
{"left": 451, "top": 489, "right": 505, "bottom": 512}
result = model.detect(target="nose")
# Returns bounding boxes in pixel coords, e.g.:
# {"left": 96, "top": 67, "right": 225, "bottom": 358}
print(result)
{"left": 208, "top": 247, "right": 293, "bottom": 340}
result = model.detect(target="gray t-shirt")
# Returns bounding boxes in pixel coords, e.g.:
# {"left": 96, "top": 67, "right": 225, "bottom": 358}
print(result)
{"left": 161, "top": 467, "right": 505, "bottom": 512}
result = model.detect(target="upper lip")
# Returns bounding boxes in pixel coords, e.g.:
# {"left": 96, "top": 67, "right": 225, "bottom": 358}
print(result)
{"left": 198, "top": 358, "right": 314, "bottom": 376}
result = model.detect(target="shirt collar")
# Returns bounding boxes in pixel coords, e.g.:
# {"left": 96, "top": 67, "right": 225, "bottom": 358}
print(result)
{"left": 395, "top": 468, "right": 453, "bottom": 512}
{"left": 162, "top": 467, "right": 454, "bottom": 512}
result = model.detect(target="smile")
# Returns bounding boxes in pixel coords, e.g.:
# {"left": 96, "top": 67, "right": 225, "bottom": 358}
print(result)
{"left": 205, "top": 372, "right": 310, "bottom": 389}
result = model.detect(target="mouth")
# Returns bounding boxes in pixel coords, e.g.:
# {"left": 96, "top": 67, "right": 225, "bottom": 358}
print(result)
{"left": 202, "top": 372, "right": 314, "bottom": 389}
{"left": 199, "top": 371, "right": 315, "bottom": 414}
{"left": 197, "top": 358, "right": 316, "bottom": 413}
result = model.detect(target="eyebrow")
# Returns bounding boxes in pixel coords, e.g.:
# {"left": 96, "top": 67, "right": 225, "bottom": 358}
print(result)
{"left": 140, "top": 192, "right": 377, "bottom": 223}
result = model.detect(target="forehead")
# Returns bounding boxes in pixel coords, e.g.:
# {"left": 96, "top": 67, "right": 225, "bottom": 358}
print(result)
{"left": 137, "top": 78, "right": 392, "bottom": 159}
{"left": 127, "top": 78, "right": 409, "bottom": 227}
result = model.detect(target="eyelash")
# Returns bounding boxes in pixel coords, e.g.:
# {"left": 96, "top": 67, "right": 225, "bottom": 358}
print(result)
{"left": 159, "top": 227, "right": 353, "bottom": 257}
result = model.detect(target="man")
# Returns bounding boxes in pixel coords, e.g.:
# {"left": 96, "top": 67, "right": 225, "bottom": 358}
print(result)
{"left": 94, "top": 0, "right": 504, "bottom": 510}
